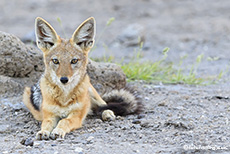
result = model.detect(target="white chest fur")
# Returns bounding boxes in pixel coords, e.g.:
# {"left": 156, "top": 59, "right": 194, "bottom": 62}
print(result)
{"left": 46, "top": 102, "right": 82, "bottom": 118}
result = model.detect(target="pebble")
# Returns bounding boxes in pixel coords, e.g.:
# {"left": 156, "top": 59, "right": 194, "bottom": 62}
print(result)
{"left": 132, "top": 119, "right": 141, "bottom": 124}
{"left": 86, "top": 136, "right": 94, "bottom": 144}
{"left": 20, "top": 137, "right": 34, "bottom": 146}
{"left": 25, "top": 137, "right": 34, "bottom": 146}
{"left": 116, "top": 116, "right": 124, "bottom": 120}
{"left": 33, "top": 141, "right": 42, "bottom": 147}
{"left": 94, "top": 119, "right": 103, "bottom": 123}
{"left": 133, "top": 149, "right": 140, "bottom": 153}
{"left": 140, "top": 122, "right": 150, "bottom": 128}
{"left": 56, "top": 138, "right": 64, "bottom": 142}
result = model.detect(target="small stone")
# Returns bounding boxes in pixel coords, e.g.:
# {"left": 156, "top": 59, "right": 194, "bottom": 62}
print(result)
{"left": 33, "top": 141, "right": 41, "bottom": 147}
{"left": 176, "top": 106, "right": 185, "bottom": 110}
{"left": 86, "top": 136, "right": 94, "bottom": 144}
{"left": 51, "top": 144, "right": 57, "bottom": 147}
{"left": 158, "top": 102, "right": 166, "bottom": 106}
{"left": 132, "top": 119, "right": 141, "bottom": 124}
{"left": 56, "top": 138, "right": 64, "bottom": 142}
{"left": 20, "top": 137, "right": 34, "bottom": 146}
{"left": 140, "top": 122, "right": 150, "bottom": 128}
{"left": 133, "top": 149, "right": 140, "bottom": 153}
{"left": 94, "top": 119, "right": 103, "bottom": 123}
{"left": 116, "top": 116, "right": 124, "bottom": 120}
{"left": 20, "top": 139, "right": 26, "bottom": 145}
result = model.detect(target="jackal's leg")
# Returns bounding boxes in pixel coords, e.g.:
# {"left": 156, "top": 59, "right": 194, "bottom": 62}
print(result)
{"left": 36, "top": 110, "right": 59, "bottom": 140}
{"left": 50, "top": 103, "right": 90, "bottom": 140}
{"left": 88, "top": 84, "right": 116, "bottom": 121}
{"left": 50, "top": 113, "right": 83, "bottom": 139}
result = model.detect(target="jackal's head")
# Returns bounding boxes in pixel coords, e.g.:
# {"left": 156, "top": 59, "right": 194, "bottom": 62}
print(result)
{"left": 35, "top": 17, "right": 95, "bottom": 87}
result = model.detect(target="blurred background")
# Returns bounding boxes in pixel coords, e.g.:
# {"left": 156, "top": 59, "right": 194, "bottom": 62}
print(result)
{"left": 1, "top": 0, "right": 230, "bottom": 77}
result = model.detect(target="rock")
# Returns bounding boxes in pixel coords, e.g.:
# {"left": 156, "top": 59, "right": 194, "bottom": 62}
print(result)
{"left": 116, "top": 116, "right": 124, "bottom": 120}
{"left": 86, "top": 136, "right": 94, "bottom": 144}
{"left": 20, "top": 137, "right": 34, "bottom": 146}
{"left": 0, "top": 31, "right": 44, "bottom": 77}
{"left": 133, "top": 149, "right": 140, "bottom": 153}
{"left": 87, "top": 59, "right": 126, "bottom": 95}
{"left": 140, "top": 122, "right": 150, "bottom": 128}
{"left": 94, "top": 119, "right": 103, "bottom": 123}
{"left": 24, "top": 137, "right": 34, "bottom": 146}
{"left": 118, "top": 24, "right": 145, "bottom": 47}
{"left": 164, "top": 120, "right": 194, "bottom": 130}
{"left": 132, "top": 119, "right": 141, "bottom": 124}
{"left": 0, "top": 75, "right": 24, "bottom": 96}
{"left": 33, "top": 141, "right": 42, "bottom": 147}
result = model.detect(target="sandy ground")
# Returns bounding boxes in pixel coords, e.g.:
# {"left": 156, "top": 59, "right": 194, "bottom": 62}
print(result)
{"left": 1, "top": 83, "right": 230, "bottom": 154}
{"left": 0, "top": 0, "right": 230, "bottom": 153}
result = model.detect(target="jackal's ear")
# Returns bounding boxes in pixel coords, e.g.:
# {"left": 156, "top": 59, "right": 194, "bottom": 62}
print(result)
{"left": 71, "top": 17, "right": 95, "bottom": 51}
{"left": 35, "top": 17, "right": 58, "bottom": 50}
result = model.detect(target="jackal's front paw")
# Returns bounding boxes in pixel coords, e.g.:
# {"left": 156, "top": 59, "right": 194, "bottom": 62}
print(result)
{"left": 36, "top": 130, "right": 50, "bottom": 140}
{"left": 50, "top": 128, "right": 66, "bottom": 140}
{"left": 102, "top": 109, "right": 116, "bottom": 121}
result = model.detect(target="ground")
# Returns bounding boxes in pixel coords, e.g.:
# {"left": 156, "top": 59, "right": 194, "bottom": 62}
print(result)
{"left": 0, "top": 0, "right": 230, "bottom": 153}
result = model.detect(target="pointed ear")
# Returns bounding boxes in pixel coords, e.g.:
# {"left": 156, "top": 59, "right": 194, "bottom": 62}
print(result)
{"left": 35, "top": 17, "right": 58, "bottom": 50}
{"left": 71, "top": 17, "right": 95, "bottom": 51}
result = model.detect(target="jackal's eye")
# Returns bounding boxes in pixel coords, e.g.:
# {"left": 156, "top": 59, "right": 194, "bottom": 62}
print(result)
{"left": 71, "top": 58, "right": 79, "bottom": 64}
{"left": 52, "top": 59, "right": 59, "bottom": 64}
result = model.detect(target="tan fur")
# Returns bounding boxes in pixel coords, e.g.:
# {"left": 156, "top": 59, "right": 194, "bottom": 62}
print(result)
{"left": 23, "top": 17, "right": 115, "bottom": 140}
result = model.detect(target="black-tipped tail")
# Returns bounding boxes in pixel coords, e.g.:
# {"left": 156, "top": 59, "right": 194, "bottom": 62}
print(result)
{"left": 98, "top": 87, "right": 143, "bottom": 116}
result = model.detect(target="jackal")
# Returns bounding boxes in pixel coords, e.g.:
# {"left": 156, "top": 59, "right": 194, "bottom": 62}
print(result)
{"left": 23, "top": 17, "right": 142, "bottom": 140}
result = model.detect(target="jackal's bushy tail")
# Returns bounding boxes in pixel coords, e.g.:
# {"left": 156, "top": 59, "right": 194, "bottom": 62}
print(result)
{"left": 23, "top": 86, "right": 43, "bottom": 121}
{"left": 98, "top": 86, "right": 143, "bottom": 116}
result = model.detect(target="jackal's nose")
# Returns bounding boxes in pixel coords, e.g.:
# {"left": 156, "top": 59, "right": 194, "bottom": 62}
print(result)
{"left": 60, "top": 77, "right": 68, "bottom": 84}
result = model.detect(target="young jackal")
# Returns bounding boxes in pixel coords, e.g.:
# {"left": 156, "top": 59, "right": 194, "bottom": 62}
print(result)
{"left": 23, "top": 17, "right": 142, "bottom": 140}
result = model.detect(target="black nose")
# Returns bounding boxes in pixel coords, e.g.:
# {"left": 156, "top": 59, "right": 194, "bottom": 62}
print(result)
{"left": 60, "top": 77, "right": 68, "bottom": 84}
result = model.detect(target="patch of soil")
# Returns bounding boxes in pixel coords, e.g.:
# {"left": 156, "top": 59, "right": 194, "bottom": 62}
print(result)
{"left": 0, "top": 83, "right": 229, "bottom": 153}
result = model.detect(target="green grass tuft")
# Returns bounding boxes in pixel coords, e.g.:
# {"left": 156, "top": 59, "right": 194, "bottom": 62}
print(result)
{"left": 119, "top": 48, "right": 223, "bottom": 85}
